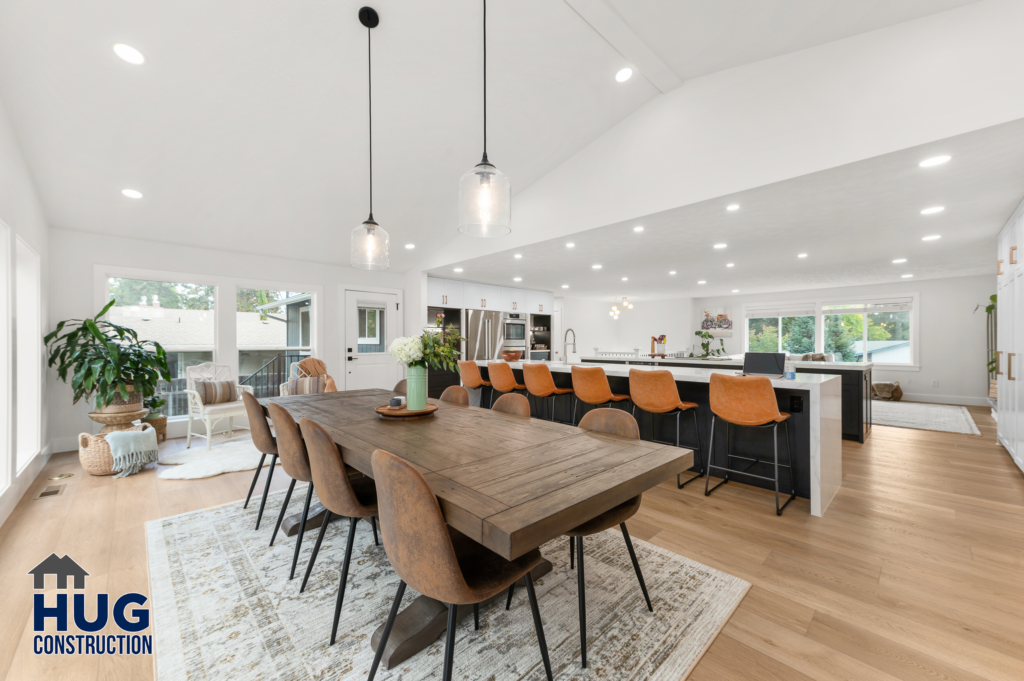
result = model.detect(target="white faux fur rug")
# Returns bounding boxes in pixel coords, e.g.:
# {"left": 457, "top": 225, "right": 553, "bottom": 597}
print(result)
{"left": 158, "top": 440, "right": 271, "bottom": 479}
{"left": 872, "top": 400, "right": 981, "bottom": 435}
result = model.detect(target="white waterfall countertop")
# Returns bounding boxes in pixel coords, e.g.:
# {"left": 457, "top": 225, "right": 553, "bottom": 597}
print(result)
{"left": 475, "top": 359, "right": 843, "bottom": 517}
{"left": 577, "top": 355, "right": 873, "bottom": 372}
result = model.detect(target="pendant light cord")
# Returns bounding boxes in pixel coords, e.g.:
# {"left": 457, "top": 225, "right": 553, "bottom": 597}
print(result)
{"left": 481, "top": 0, "right": 488, "bottom": 163}
{"left": 367, "top": 24, "right": 374, "bottom": 218}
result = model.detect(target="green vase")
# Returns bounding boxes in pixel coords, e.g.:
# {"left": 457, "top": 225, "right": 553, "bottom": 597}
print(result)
{"left": 406, "top": 364, "right": 428, "bottom": 411}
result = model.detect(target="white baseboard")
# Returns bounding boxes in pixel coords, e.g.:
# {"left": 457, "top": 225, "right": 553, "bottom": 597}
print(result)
{"left": 51, "top": 436, "right": 81, "bottom": 454}
{"left": 0, "top": 445, "right": 53, "bottom": 531}
{"left": 900, "top": 392, "right": 989, "bottom": 407}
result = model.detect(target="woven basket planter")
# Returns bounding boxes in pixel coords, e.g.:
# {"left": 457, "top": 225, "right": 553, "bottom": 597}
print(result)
{"left": 78, "top": 423, "right": 153, "bottom": 476}
{"left": 96, "top": 384, "right": 143, "bottom": 414}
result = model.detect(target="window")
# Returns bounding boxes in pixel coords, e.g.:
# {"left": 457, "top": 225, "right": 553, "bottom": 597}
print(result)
{"left": 357, "top": 305, "right": 387, "bottom": 353}
{"left": 745, "top": 304, "right": 816, "bottom": 355}
{"left": 237, "top": 289, "right": 312, "bottom": 395}
{"left": 107, "top": 277, "right": 215, "bottom": 417}
{"left": 823, "top": 299, "right": 913, "bottom": 364}
{"left": 15, "top": 238, "right": 42, "bottom": 472}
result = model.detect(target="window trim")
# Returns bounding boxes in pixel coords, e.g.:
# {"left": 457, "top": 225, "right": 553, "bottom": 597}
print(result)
{"left": 358, "top": 307, "right": 382, "bottom": 345}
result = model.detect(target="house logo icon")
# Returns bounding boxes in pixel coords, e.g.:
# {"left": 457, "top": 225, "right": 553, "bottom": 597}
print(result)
{"left": 28, "top": 553, "right": 90, "bottom": 590}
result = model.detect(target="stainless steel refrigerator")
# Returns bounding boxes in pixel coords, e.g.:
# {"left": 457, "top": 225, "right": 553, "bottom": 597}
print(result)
{"left": 464, "top": 309, "right": 504, "bottom": 361}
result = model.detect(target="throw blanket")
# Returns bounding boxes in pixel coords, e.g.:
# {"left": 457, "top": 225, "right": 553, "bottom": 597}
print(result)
{"left": 106, "top": 428, "right": 160, "bottom": 478}
{"left": 297, "top": 358, "right": 337, "bottom": 392}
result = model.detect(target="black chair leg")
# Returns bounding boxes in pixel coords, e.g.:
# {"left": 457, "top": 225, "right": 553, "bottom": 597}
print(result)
{"left": 442, "top": 602, "right": 458, "bottom": 681}
{"left": 569, "top": 536, "right": 575, "bottom": 569}
{"left": 505, "top": 583, "right": 515, "bottom": 610}
{"left": 254, "top": 455, "right": 277, "bottom": 530}
{"left": 473, "top": 603, "right": 479, "bottom": 630}
{"left": 300, "top": 510, "right": 331, "bottom": 593}
{"left": 371, "top": 516, "right": 379, "bottom": 546}
{"left": 289, "top": 483, "right": 314, "bottom": 580}
{"left": 576, "top": 535, "right": 587, "bottom": 668}
{"left": 677, "top": 409, "right": 705, "bottom": 489}
{"left": 244, "top": 453, "right": 267, "bottom": 508}
{"left": 621, "top": 523, "right": 653, "bottom": 611}
{"left": 367, "top": 580, "right": 406, "bottom": 681}
{"left": 330, "top": 517, "right": 359, "bottom": 645}
{"left": 525, "top": 570, "right": 554, "bottom": 681}
{"left": 270, "top": 478, "right": 296, "bottom": 546}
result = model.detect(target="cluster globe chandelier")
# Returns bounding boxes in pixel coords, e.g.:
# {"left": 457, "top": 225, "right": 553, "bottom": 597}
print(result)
{"left": 609, "top": 296, "right": 633, "bottom": 320}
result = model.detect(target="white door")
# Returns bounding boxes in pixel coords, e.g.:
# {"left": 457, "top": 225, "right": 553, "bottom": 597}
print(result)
{"left": 345, "top": 290, "right": 399, "bottom": 391}
{"left": 1015, "top": 270, "right": 1024, "bottom": 468}
{"left": 997, "top": 277, "right": 1015, "bottom": 456}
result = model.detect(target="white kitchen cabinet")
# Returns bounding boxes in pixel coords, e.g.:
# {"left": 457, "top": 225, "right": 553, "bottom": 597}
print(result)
{"left": 427, "top": 277, "right": 465, "bottom": 307}
{"left": 997, "top": 270, "right": 1015, "bottom": 459}
{"left": 1015, "top": 268, "right": 1024, "bottom": 468}
{"left": 464, "top": 282, "right": 500, "bottom": 310}
{"left": 527, "top": 290, "right": 554, "bottom": 314}
{"left": 500, "top": 287, "right": 527, "bottom": 312}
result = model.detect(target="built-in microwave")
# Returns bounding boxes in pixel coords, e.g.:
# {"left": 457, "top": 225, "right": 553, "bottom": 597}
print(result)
{"left": 501, "top": 313, "right": 527, "bottom": 349}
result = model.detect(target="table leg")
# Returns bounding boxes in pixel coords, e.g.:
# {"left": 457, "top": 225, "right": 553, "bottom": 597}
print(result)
{"left": 281, "top": 502, "right": 331, "bottom": 537}
{"left": 369, "top": 557, "right": 553, "bottom": 669}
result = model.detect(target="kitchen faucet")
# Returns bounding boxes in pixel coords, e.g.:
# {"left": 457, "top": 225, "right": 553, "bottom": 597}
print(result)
{"left": 563, "top": 328, "right": 577, "bottom": 361}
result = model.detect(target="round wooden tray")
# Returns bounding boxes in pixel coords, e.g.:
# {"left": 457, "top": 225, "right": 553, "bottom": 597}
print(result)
{"left": 375, "top": 403, "right": 438, "bottom": 420}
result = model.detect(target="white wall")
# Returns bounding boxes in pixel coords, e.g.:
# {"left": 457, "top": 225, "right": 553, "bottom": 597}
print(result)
{"left": 47, "top": 229, "right": 405, "bottom": 452}
{"left": 556, "top": 295, "right": 693, "bottom": 360}
{"left": 0, "top": 91, "right": 50, "bottom": 528}
{"left": 692, "top": 275, "right": 995, "bottom": 406}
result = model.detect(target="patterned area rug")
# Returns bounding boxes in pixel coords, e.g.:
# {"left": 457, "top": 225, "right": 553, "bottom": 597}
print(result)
{"left": 872, "top": 400, "right": 981, "bottom": 435}
{"left": 147, "top": 488, "right": 749, "bottom": 680}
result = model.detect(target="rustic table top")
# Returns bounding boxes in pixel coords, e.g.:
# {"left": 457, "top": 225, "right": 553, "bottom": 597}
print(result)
{"left": 259, "top": 389, "right": 692, "bottom": 560}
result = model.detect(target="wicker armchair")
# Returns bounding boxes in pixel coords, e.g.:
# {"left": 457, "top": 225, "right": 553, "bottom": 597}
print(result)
{"left": 184, "top": 363, "right": 254, "bottom": 450}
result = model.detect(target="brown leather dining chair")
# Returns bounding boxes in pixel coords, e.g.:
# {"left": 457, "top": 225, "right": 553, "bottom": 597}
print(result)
{"left": 570, "top": 365, "right": 630, "bottom": 425}
{"left": 523, "top": 363, "right": 574, "bottom": 422}
{"left": 705, "top": 373, "right": 796, "bottom": 515}
{"left": 486, "top": 362, "right": 529, "bottom": 410}
{"left": 491, "top": 392, "right": 531, "bottom": 417}
{"left": 629, "top": 369, "right": 704, "bottom": 488}
{"left": 266, "top": 403, "right": 318, "bottom": 581}
{"left": 393, "top": 379, "right": 407, "bottom": 394}
{"left": 367, "top": 448, "right": 554, "bottom": 681}
{"left": 457, "top": 360, "right": 491, "bottom": 405}
{"left": 298, "top": 417, "right": 380, "bottom": 645}
{"left": 241, "top": 392, "right": 278, "bottom": 530}
{"left": 439, "top": 385, "right": 470, "bottom": 405}
{"left": 560, "top": 409, "right": 653, "bottom": 669}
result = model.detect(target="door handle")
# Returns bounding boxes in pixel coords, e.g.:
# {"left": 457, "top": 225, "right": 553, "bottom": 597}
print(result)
{"left": 998, "top": 259, "right": 1004, "bottom": 275}
{"left": 996, "top": 350, "right": 1003, "bottom": 375}
{"left": 1013, "top": 246, "right": 1018, "bottom": 265}
{"left": 348, "top": 356, "right": 358, "bottom": 361}
{"left": 1009, "top": 353, "right": 1016, "bottom": 381}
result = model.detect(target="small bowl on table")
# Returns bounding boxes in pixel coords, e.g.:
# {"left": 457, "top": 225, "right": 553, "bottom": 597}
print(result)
{"left": 501, "top": 350, "right": 523, "bottom": 362}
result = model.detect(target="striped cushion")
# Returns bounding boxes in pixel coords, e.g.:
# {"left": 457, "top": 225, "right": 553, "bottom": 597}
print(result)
{"left": 287, "top": 375, "right": 329, "bottom": 395}
{"left": 193, "top": 380, "right": 238, "bottom": 405}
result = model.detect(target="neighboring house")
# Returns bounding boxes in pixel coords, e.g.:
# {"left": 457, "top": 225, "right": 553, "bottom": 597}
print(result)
{"left": 855, "top": 340, "right": 911, "bottom": 363}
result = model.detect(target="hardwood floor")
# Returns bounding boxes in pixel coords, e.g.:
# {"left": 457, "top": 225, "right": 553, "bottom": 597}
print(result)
{"left": 1, "top": 406, "right": 1022, "bottom": 680}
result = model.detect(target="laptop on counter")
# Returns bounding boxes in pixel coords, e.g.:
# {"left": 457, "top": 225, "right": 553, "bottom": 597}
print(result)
{"left": 741, "top": 352, "right": 786, "bottom": 378}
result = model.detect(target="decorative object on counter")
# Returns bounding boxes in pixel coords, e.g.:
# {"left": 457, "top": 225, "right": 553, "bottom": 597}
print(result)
{"left": 78, "top": 423, "right": 155, "bottom": 477}
{"left": 501, "top": 349, "right": 523, "bottom": 361}
{"left": 701, "top": 307, "right": 733, "bottom": 337}
{"left": 142, "top": 395, "right": 168, "bottom": 443}
{"left": 650, "top": 335, "right": 667, "bottom": 357}
{"left": 609, "top": 296, "right": 633, "bottom": 320}
{"left": 350, "top": 6, "right": 390, "bottom": 270}
{"left": 784, "top": 359, "right": 796, "bottom": 380}
{"left": 388, "top": 316, "right": 466, "bottom": 411}
{"left": 375, "top": 403, "right": 439, "bottom": 420}
{"left": 458, "top": 0, "right": 511, "bottom": 237}
{"left": 871, "top": 381, "right": 903, "bottom": 401}
{"left": 688, "top": 329, "right": 728, "bottom": 359}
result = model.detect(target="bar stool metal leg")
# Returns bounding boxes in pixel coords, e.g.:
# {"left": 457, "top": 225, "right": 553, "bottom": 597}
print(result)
{"left": 300, "top": 510, "right": 331, "bottom": 593}
{"left": 525, "top": 571, "right": 555, "bottom": 681}
{"left": 775, "top": 420, "right": 797, "bottom": 515}
{"left": 367, "top": 580, "right": 407, "bottom": 681}
{"left": 330, "top": 516, "right": 359, "bottom": 645}
{"left": 244, "top": 453, "right": 267, "bottom": 508}
{"left": 505, "top": 583, "right": 515, "bottom": 610}
{"left": 270, "top": 478, "right": 296, "bottom": 546}
{"left": 442, "top": 602, "right": 458, "bottom": 681}
{"left": 620, "top": 523, "right": 653, "bottom": 611}
{"left": 289, "top": 482, "right": 315, "bottom": 580}
{"left": 677, "top": 409, "right": 705, "bottom": 489}
{"left": 576, "top": 535, "right": 587, "bottom": 668}
{"left": 254, "top": 455, "right": 278, "bottom": 530}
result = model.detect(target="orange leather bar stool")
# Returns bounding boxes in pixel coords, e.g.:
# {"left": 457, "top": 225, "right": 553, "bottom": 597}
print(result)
{"left": 492, "top": 393, "right": 531, "bottom": 417}
{"left": 629, "top": 369, "right": 705, "bottom": 488}
{"left": 570, "top": 365, "right": 630, "bottom": 425}
{"left": 267, "top": 403, "right": 318, "bottom": 581}
{"left": 298, "top": 418, "right": 379, "bottom": 645}
{"left": 457, "top": 360, "right": 492, "bottom": 406}
{"left": 440, "top": 385, "right": 470, "bottom": 405}
{"left": 367, "top": 449, "right": 554, "bottom": 681}
{"left": 522, "top": 363, "right": 574, "bottom": 422}
{"left": 705, "top": 374, "right": 796, "bottom": 515}
{"left": 241, "top": 392, "right": 278, "bottom": 530}
{"left": 487, "top": 362, "right": 528, "bottom": 409}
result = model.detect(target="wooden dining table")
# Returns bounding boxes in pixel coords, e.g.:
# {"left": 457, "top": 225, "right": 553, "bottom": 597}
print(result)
{"left": 258, "top": 388, "right": 692, "bottom": 668}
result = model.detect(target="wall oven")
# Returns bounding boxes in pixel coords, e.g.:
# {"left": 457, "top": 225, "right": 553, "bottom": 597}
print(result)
{"left": 501, "top": 313, "right": 527, "bottom": 350}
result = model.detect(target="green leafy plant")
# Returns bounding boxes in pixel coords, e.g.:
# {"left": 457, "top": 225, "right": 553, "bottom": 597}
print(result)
{"left": 44, "top": 299, "right": 171, "bottom": 409}
{"left": 422, "top": 314, "right": 466, "bottom": 372}
{"left": 143, "top": 394, "right": 167, "bottom": 416}
{"left": 689, "top": 329, "right": 727, "bottom": 359}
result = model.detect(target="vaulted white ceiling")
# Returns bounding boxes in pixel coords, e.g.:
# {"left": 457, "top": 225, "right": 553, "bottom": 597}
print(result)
{"left": 0, "top": 0, "right": 987, "bottom": 273}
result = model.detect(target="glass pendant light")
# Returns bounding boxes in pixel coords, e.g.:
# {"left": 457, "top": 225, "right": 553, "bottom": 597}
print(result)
{"left": 458, "top": 0, "right": 511, "bottom": 237}
{"left": 351, "top": 7, "right": 390, "bottom": 270}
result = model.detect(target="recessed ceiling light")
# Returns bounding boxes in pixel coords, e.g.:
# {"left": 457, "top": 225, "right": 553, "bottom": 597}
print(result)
{"left": 113, "top": 43, "right": 145, "bottom": 65}
{"left": 902, "top": 274, "right": 914, "bottom": 278}
{"left": 592, "top": 264, "right": 602, "bottom": 269}
{"left": 697, "top": 280, "right": 706, "bottom": 285}
{"left": 514, "top": 253, "right": 522, "bottom": 259}
{"left": 566, "top": 242, "right": 575, "bottom": 248}
{"left": 621, "top": 277, "right": 628, "bottom": 281}
{"left": 615, "top": 67, "right": 633, "bottom": 83}
{"left": 405, "top": 243, "right": 415, "bottom": 249}
{"left": 121, "top": 189, "right": 143, "bottom": 199}
{"left": 797, "top": 253, "right": 808, "bottom": 258}
{"left": 920, "top": 206, "right": 945, "bottom": 215}
{"left": 919, "top": 155, "right": 951, "bottom": 167}
{"left": 561, "top": 285, "right": 569, "bottom": 289}
{"left": 669, "top": 271, "right": 676, "bottom": 275}
{"left": 726, "top": 263, "right": 734, "bottom": 267}
{"left": 453, "top": 268, "right": 463, "bottom": 272}
{"left": 713, "top": 243, "right": 727, "bottom": 249}
{"left": 892, "top": 258, "right": 907, "bottom": 263}
{"left": 513, "top": 277, "right": 522, "bottom": 282}
{"left": 727, "top": 204, "right": 740, "bottom": 211}
{"left": 922, "top": 235, "right": 941, "bottom": 241}
{"left": 633, "top": 226, "right": 644, "bottom": 232}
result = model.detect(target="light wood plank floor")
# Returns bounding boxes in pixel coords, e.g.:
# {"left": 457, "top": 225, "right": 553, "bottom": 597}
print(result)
{"left": 1, "top": 406, "right": 1022, "bottom": 680}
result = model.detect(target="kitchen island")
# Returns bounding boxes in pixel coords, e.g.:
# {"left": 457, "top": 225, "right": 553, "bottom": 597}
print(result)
{"left": 475, "top": 360, "right": 843, "bottom": 517}
{"left": 581, "top": 355, "right": 872, "bottom": 443}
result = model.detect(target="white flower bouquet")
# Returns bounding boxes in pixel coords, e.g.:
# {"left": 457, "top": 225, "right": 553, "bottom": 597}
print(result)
{"left": 388, "top": 335, "right": 425, "bottom": 368}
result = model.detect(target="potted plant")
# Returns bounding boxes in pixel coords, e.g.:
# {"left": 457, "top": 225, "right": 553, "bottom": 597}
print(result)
{"left": 44, "top": 299, "right": 171, "bottom": 420}
{"left": 688, "top": 329, "right": 727, "bottom": 359}
{"left": 389, "top": 315, "right": 466, "bottom": 411}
